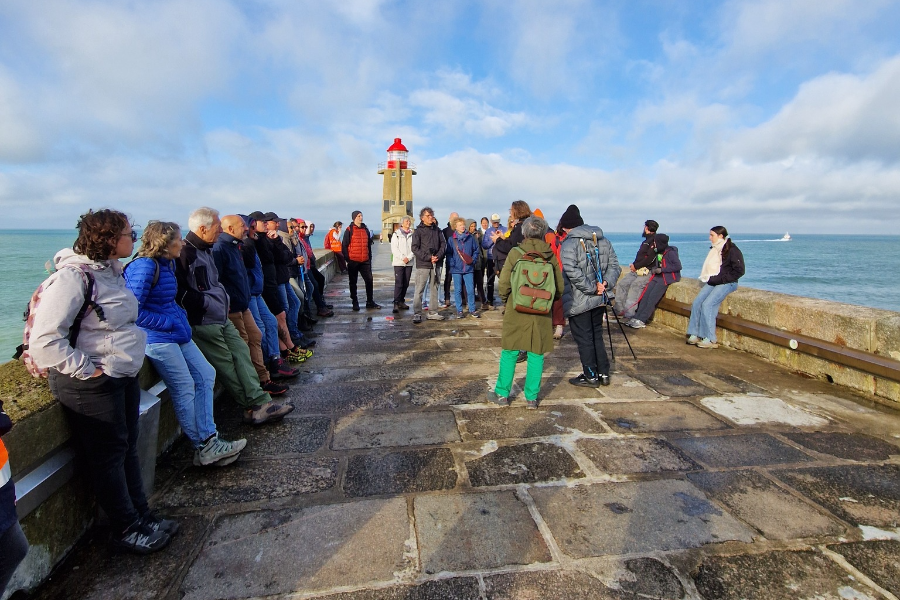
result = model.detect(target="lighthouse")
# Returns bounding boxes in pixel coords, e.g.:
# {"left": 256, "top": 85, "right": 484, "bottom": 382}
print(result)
{"left": 377, "top": 138, "right": 416, "bottom": 242}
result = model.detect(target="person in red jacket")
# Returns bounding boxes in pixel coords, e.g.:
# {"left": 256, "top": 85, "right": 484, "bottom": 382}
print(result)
{"left": 341, "top": 211, "right": 381, "bottom": 311}
{"left": 324, "top": 221, "right": 347, "bottom": 274}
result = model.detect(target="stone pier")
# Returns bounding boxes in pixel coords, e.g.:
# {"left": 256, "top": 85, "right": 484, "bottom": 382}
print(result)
{"left": 24, "top": 245, "right": 900, "bottom": 600}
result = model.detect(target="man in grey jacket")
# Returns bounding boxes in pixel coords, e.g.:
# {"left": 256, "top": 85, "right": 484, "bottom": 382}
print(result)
{"left": 559, "top": 205, "right": 621, "bottom": 387}
{"left": 176, "top": 207, "right": 293, "bottom": 425}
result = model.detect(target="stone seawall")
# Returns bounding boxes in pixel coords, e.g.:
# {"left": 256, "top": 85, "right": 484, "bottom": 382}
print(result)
{"left": 653, "top": 278, "right": 900, "bottom": 407}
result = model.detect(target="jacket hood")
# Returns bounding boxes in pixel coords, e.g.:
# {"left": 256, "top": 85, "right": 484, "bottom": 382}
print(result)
{"left": 654, "top": 234, "right": 669, "bottom": 253}
{"left": 54, "top": 247, "right": 123, "bottom": 275}
{"left": 517, "top": 237, "right": 555, "bottom": 258}
{"left": 566, "top": 224, "right": 605, "bottom": 241}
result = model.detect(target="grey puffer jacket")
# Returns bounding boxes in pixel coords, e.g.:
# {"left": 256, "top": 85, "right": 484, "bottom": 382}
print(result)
{"left": 560, "top": 225, "right": 621, "bottom": 318}
{"left": 29, "top": 249, "right": 147, "bottom": 379}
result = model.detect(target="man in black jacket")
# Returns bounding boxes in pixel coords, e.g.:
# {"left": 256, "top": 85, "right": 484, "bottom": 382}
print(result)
{"left": 441, "top": 211, "right": 459, "bottom": 308}
{"left": 411, "top": 207, "right": 447, "bottom": 324}
{"left": 613, "top": 219, "right": 659, "bottom": 319}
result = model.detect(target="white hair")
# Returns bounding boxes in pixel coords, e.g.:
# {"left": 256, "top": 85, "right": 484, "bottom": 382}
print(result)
{"left": 188, "top": 207, "right": 219, "bottom": 232}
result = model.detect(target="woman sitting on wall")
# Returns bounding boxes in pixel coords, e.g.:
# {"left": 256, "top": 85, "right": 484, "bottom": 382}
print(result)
{"left": 687, "top": 225, "right": 745, "bottom": 349}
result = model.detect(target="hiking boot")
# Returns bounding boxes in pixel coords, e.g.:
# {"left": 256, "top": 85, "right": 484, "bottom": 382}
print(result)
{"left": 486, "top": 390, "right": 510, "bottom": 406}
{"left": 366, "top": 301, "right": 382, "bottom": 309}
{"left": 141, "top": 511, "right": 180, "bottom": 536}
{"left": 553, "top": 325, "right": 564, "bottom": 339}
{"left": 426, "top": 312, "right": 444, "bottom": 321}
{"left": 413, "top": 313, "right": 423, "bottom": 324}
{"left": 393, "top": 303, "right": 400, "bottom": 314}
{"left": 625, "top": 319, "right": 646, "bottom": 329}
{"left": 243, "top": 401, "right": 294, "bottom": 425}
{"left": 470, "top": 311, "right": 481, "bottom": 319}
{"left": 195, "top": 435, "right": 247, "bottom": 466}
{"left": 697, "top": 339, "right": 719, "bottom": 349}
{"left": 686, "top": 335, "right": 700, "bottom": 345}
{"left": 194, "top": 449, "right": 240, "bottom": 467}
{"left": 569, "top": 373, "right": 601, "bottom": 388}
{"left": 516, "top": 351, "right": 528, "bottom": 363}
{"left": 269, "top": 359, "right": 300, "bottom": 380}
{"left": 526, "top": 399, "right": 538, "bottom": 410}
{"left": 398, "top": 302, "right": 410, "bottom": 310}
{"left": 598, "top": 374, "right": 611, "bottom": 386}
{"left": 291, "top": 347, "right": 314, "bottom": 359}
{"left": 262, "top": 380, "right": 288, "bottom": 396}
{"left": 457, "top": 311, "right": 464, "bottom": 319}
{"left": 112, "top": 521, "right": 170, "bottom": 555}
{"left": 286, "top": 348, "right": 307, "bottom": 364}
{"left": 316, "top": 308, "right": 334, "bottom": 317}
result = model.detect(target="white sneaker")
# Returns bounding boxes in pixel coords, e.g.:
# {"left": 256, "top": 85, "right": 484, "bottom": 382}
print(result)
{"left": 686, "top": 335, "right": 700, "bottom": 345}
{"left": 626, "top": 319, "right": 646, "bottom": 329}
{"left": 553, "top": 325, "right": 564, "bottom": 339}
{"left": 697, "top": 338, "right": 719, "bottom": 349}
{"left": 195, "top": 435, "right": 247, "bottom": 466}
{"left": 426, "top": 312, "right": 445, "bottom": 321}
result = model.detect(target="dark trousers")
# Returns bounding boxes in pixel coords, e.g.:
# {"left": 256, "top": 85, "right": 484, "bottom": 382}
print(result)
{"left": 393, "top": 265, "right": 412, "bottom": 304}
{"left": 473, "top": 269, "right": 486, "bottom": 303}
{"left": 309, "top": 267, "right": 328, "bottom": 310}
{"left": 443, "top": 260, "right": 452, "bottom": 302}
{"left": 633, "top": 279, "right": 670, "bottom": 323}
{"left": 347, "top": 260, "right": 374, "bottom": 304}
{"left": 569, "top": 306, "right": 611, "bottom": 377}
{"left": 334, "top": 253, "right": 347, "bottom": 273}
{"left": 0, "top": 521, "right": 28, "bottom": 595}
{"left": 485, "top": 259, "right": 497, "bottom": 303}
{"left": 49, "top": 372, "right": 148, "bottom": 532}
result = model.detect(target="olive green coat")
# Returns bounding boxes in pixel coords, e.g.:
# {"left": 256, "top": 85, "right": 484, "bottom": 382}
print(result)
{"left": 498, "top": 238, "right": 564, "bottom": 354}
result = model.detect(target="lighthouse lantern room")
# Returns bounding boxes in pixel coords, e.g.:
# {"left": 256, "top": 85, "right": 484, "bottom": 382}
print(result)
{"left": 377, "top": 137, "right": 416, "bottom": 242}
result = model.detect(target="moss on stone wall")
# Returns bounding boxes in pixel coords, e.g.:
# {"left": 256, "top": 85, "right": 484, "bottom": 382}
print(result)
{"left": 0, "top": 360, "right": 55, "bottom": 423}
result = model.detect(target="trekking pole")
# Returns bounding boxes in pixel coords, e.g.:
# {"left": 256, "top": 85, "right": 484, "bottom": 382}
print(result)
{"left": 587, "top": 238, "right": 637, "bottom": 360}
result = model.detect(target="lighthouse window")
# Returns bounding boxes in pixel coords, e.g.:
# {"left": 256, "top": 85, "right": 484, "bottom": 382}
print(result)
{"left": 391, "top": 172, "right": 396, "bottom": 178}
{"left": 400, "top": 172, "right": 404, "bottom": 177}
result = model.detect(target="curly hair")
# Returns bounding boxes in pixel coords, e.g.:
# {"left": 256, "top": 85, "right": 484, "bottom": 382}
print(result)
{"left": 137, "top": 221, "right": 182, "bottom": 259}
{"left": 73, "top": 209, "right": 130, "bottom": 261}
{"left": 510, "top": 200, "right": 532, "bottom": 221}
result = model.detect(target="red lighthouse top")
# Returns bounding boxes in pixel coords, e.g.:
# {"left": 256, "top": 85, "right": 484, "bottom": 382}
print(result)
{"left": 386, "top": 138, "right": 408, "bottom": 169}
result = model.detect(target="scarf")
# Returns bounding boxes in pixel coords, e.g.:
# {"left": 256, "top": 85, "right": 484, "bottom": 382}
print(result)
{"left": 699, "top": 238, "right": 726, "bottom": 283}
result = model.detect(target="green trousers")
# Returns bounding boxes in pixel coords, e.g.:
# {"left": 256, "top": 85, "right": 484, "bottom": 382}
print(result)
{"left": 495, "top": 349, "right": 545, "bottom": 401}
{"left": 192, "top": 320, "right": 272, "bottom": 409}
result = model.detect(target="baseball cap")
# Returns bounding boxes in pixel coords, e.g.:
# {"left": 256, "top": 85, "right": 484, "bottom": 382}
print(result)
{"left": 490, "top": 213, "right": 501, "bottom": 222}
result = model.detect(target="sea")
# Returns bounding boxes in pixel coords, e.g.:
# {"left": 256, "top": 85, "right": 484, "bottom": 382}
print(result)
{"left": 1, "top": 230, "right": 897, "bottom": 362}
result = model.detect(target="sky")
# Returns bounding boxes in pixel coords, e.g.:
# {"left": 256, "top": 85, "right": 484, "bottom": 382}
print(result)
{"left": 1, "top": 0, "right": 899, "bottom": 234}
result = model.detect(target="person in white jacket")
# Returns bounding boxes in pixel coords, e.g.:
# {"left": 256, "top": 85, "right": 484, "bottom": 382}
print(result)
{"left": 29, "top": 209, "right": 176, "bottom": 555}
{"left": 390, "top": 216, "right": 415, "bottom": 313}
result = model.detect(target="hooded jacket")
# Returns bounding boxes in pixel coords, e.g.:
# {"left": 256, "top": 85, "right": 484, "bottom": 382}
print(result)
{"left": 212, "top": 232, "right": 251, "bottom": 313}
{"left": 30, "top": 248, "right": 146, "bottom": 379}
{"left": 650, "top": 235, "right": 682, "bottom": 285}
{"left": 390, "top": 226, "right": 415, "bottom": 267}
{"left": 498, "top": 238, "right": 564, "bottom": 355}
{"left": 465, "top": 219, "right": 486, "bottom": 270}
{"left": 124, "top": 256, "right": 192, "bottom": 344}
{"left": 446, "top": 230, "right": 479, "bottom": 275}
{"left": 411, "top": 220, "right": 447, "bottom": 269}
{"left": 560, "top": 225, "right": 621, "bottom": 318}
{"left": 175, "top": 232, "right": 230, "bottom": 327}
{"left": 632, "top": 231, "right": 658, "bottom": 270}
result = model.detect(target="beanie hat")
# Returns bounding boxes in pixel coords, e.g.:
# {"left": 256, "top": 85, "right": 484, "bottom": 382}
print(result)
{"left": 351, "top": 210, "right": 362, "bottom": 221}
{"left": 532, "top": 208, "right": 544, "bottom": 219}
{"left": 558, "top": 205, "right": 583, "bottom": 229}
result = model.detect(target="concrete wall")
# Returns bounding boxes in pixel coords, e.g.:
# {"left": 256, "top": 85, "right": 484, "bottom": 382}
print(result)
{"left": 654, "top": 279, "right": 900, "bottom": 407}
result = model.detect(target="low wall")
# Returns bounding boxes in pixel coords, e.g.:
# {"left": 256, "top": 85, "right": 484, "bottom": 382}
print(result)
{"left": 0, "top": 250, "right": 338, "bottom": 598}
{"left": 653, "top": 279, "right": 900, "bottom": 407}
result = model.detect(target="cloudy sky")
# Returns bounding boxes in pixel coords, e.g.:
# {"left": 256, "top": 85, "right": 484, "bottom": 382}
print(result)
{"left": 1, "top": 0, "right": 899, "bottom": 234}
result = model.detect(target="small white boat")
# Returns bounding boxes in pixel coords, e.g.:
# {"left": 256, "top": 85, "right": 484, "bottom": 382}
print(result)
{"left": 779, "top": 232, "right": 791, "bottom": 241}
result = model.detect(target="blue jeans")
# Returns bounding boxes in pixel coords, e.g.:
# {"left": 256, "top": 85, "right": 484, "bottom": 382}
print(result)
{"left": 452, "top": 272, "right": 475, "bottom": 313}
{"left": 145, "top": 341, "right": 217, "bottom": 448}
{"left": 687, "top": 282, "right": 738, "bottom": 342}
{"left": 277, "top": 283, "right": 302, "bottom": 340}
{"left": 248, "top": 295, "right": 279, "bottom": 361}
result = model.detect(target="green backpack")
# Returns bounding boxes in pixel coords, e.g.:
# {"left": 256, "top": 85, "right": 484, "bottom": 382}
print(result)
{"left": 509, "top": 248, "right": 555, "bottom": 315}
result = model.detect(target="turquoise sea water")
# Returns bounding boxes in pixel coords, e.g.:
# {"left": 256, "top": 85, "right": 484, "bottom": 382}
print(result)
{"left": 1, "top": 230, "right": 897, "bottom": 361}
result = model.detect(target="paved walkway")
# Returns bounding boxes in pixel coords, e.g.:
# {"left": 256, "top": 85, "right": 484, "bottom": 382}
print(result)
{"left": 34, "top": 245, "right": 900, "bottom": 600}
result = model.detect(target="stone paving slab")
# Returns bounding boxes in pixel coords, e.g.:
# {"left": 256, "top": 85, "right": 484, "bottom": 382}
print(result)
{"left": 628, "top": 373, "right": 715, "bottom": 397}
{"left": 687, "top": 470, "right": 845, "bottom": 540}
{"left": 158, "top": 457, "right": 338, "bottom": 508}
{"left": 576, "top": 437, "right": 701, "bottom": 474}
{"left": 530, "top": 376, "right": 607, "bottom": 401}
{"left": 700, "top": 395, "right": 831, "bottom": 427}
{"left": 414, "top": 491, "right": 551, "bottom": 573}
{"left": 670, "top": 433, "right": 815, "bottom": 468}
{"left": 772, "top": 464, "right": 900, "bottom": 528}
{"left": 691, "top": 549, "right": 882, "bottom": 600}
{"left": 595, "top": 376, "right": 665, "bottom": 401}
{"left": 529, "top": 479, "right": 754, "bottom": 557}
{"left": 827, "top": 540, "right": 900, "bottom": 595}
{"left": 32, "top": 516, "right": 210, "bottom": 600}
{"left": 625, "top": 358, "right": 703, "bottom": 372}
{"left": 343, "top": 448, "right": 458, "bottom": 497}
{"left": 589, "top": 401, "right": 730, "bottom": 433}
{"left": 291, "top": 381, "right": 400, "bottom": 413}
{"left": 466, "top": 442, "right": 585, "bottom": 487}
{"left": 783, "top": 432, "right": 900, "bottom": 461}
{"left": 304, "top": 364, "right": 452, "bottom": 384}
{"left": 456, "top": 404, "right": 605, "bottom": 440}
{"left": 221, "top": 416, "right": 330, "bottom": 457}
{"left": 690, "top": 372, "right": 766, "bottom": 395}
{"left": 181, "top": 499, "right": 412, "bottom": 599}
{"left": 332, "top": 411, "right": 461, "bottom": 450}
{"left": 394, "top": 378, "right": 489, "bottom": 406}
{"left": 311, "top": 577, "right": 482, "bottom": 599}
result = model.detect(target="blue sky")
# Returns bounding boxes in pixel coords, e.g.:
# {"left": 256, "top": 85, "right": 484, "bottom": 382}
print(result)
{"left": 2, "top": 0, "right": 899, "bottom": 233}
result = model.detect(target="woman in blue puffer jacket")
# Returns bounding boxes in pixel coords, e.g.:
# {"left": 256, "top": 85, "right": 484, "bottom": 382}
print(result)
{"left": 446, "top": 216, "right": 481, "bottom": 319}
{"left": 125, "top": 221, "right": 245, "bottom": 467}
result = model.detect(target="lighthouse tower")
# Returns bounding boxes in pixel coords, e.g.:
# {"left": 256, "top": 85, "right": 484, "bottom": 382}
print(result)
{"left": 377, "top": 138, "right": 416, "bottom": 242}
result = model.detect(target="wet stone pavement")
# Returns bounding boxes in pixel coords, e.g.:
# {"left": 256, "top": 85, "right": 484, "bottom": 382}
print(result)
{"left": 34, "top": 246, "right": 900, "bottom": 600}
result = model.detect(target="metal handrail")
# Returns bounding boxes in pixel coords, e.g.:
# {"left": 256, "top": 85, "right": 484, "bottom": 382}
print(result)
{"left": 377, "top": 161, "right": 417, "bottom": 171}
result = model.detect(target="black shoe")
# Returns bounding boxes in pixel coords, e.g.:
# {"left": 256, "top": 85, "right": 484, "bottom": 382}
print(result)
{"left": 268, "top": 358, "right": 300, "bottom": 380}
{"left": 112, "top": 521, "right": 170, "bottom": 555}
{"left": 569, "top": 373, "right": 601, "bottom": 388}
{"left": 399, "top": 302, "right": 410, "bottom": 310}
{"left": 352, "top": 301, "right": 360, "bottom": 311}
{"left": 141, "top": 511, "right": 180, "bottom": 536}
{"left": 300, "top": 340, "right": 317, "bottom": 349}
{"left": 325, "top": 303, "right": 334, "bottom": 309}
{"left": 516, "top": 350, "right": 528, "bottom": 363}
{"left": 413, "top": 313, "right": 422, "bottom": 324}
{"left": 598, "top": 374, "right": 611, "bottom": 386}
{"left": 262, "top": 380, "right": 289, "bottom": 396}
{"left": 393, "top": 303, "right": 400, "bottom": 314}
{"left": 317, "top": 308, "right": 334, "bottom": 317}
{"left": 366, "top": 302, "right": 382, "bottom": 309}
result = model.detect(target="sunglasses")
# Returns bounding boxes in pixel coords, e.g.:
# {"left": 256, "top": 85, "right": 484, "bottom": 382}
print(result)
{"left": 299, "top": 225, "right": 307, "bottom": 229}
{"left": 123, "top": 231, "right": 138, "bottom": 242}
